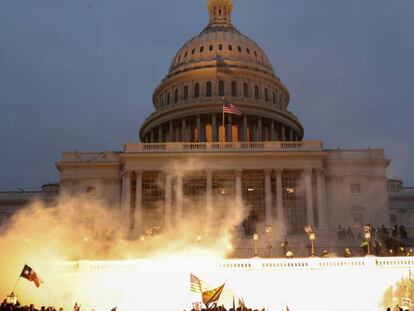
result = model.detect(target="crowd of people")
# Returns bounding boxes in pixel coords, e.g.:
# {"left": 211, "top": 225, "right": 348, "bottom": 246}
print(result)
{"left": 0, "top": 300, "right": 63, "bottom": 311}
{"left": 337, "top": 224, "right": 409, "bottom": 241}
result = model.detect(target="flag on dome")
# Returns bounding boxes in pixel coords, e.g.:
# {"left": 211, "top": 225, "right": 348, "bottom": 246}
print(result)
{"left": 20, "top": 264, "right": 43, "bottom": 288}
{"left": 222, "top": 98, "right": 242, "bottom": 116}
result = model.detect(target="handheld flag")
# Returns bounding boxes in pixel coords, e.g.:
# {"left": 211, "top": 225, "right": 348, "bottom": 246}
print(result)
{"left": 20, "top": 265, "right": 42, "bottom": 288}
{"left": 202, "top": 283, "right": 225, "bottom": 308}
{"left": 190, "top": 273, "right": 203, "bottom": 293}
{"left": 222, "top": 98, "right": 242, "bottom": 116}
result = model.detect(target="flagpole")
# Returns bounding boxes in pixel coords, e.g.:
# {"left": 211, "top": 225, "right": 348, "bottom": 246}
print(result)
{"left": 11, "top": 276, "right": 21, "bottom": 294}
{"left": 222, "top": 103, "right": 225, "bottom": 142}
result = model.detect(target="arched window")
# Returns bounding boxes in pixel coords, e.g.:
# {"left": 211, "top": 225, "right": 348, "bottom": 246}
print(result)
{"left": 219, "top": 44, "right": 223, "bottom": 51}
{"left": 228, "top": 45, "right": 233, "bottom": 51}
{"left": 183, "top": 86, "right": 189, "bottom": 100}
{"left": 200, "top": 46, "right": 204, "bottom": 53}
{"left": 238, "top": 46, "right": 242, "bottom": 52}
{"left": 191, "top": 48, "right": 195, "bottom": 55}
{"left": 209, "top": 45, "right": 213, "bottom": 51}
{"left": 273, "top": 92, "right": 276, "bottom": 104}
{"left": 231, "top": 81, "right": 237, "bottom": 97}
{"left": 167, "top": 93, "right": 170, "bottom": 105}
{"left": 264, "top": 88, "right": 269, "bottom": 102}
{"left": 174, "top": 89, "right": 179, "bottom": 103}
{"left": 254, "top": 85, "right": 260, "bottom": 99}
{"left": 218, "top": 80, "right": 225, "bottom": 97}
{"left": 206, "top": 81, "right": 212, "bottom": 97}
{"left": 243, "top": 83, "right": 249, "bottom": 97}
{"left": 194, "top": 83, "right": 200, "bottom": 98}
{"left": 246, "top": 48, "right": 251, "bottom": 54}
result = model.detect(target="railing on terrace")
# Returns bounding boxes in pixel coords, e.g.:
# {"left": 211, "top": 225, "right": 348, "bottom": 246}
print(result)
{"left": 125, "top": 141, "right": 323, "bottom": 153}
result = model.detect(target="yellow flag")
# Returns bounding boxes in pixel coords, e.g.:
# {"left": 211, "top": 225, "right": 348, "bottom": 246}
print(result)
{"left": 202, "top": 283, "right": 225, "bottom": 307}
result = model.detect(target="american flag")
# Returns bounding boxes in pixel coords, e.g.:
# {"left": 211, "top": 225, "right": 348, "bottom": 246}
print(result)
{"left": 190, "top": 273, "right": 203, "bottom": 293}
{"left": 222, "top": 98, "right": 242, "bottom": 116}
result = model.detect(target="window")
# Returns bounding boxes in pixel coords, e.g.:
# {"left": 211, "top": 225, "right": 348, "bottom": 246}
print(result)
{"left": 194, "top": 83, "right": 200, "bottom": 98}
{"left": 351, "top": 184, "right": 361, "bottom": 194}
{"left": 86, "top": 186, "right": 96, "bottom": 196}
{"left": 254, "top": 50, "right": 258, "bottom": 57}
{"left": 191, "top": 48, "right": 195, "bottom": 55}
{"left": 183, "top": 86, "right": 189, "bottom": 100}
{"left": 219, "top": 44, "right": 223, "bottom": 51}
{"left": 174, "top": 89, "right": 179, "bottom": 103}
{"left": 209, "top": 45, "right": 213, "bottom": 51}
{"left": 184, "top": 51, "right": 188, "bottom": 58}
{"left": 218, "top": 80, "right": 225, "bottom": 97}
{"left": 238, "top": 46, "right": 242, "bottom": 52}
{"left": 167, "top": 93, "right": 170, "bottom": 105}
{"left": 200, "top": 46, "right": 204, "bottom": 53}
{"left": 254, "top": 85, "right": 260, "bottom": 99}
{"left": 243, "top": 83, "right": 249, "bottom": 97}
{"left": 206, "top": 81, "right": 212, "bottom": 97}
{"left": 231, "top": 81, "right": 237, "bottom": 97}
{"left": 246, "top": 48, "right": 250, "bottom": 54}
{"left": 228, "top": 44, "right": 233, "bottom": 51}
{"left": 264, "top": 88, "right": 269, "bottom": 102}
{"left": 272, "top": 92, "right": 276, "bottom": 104}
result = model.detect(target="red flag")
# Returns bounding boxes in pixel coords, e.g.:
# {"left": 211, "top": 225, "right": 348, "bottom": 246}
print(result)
{"left": 20, "top": 265, "right": 43, "bottom": 288}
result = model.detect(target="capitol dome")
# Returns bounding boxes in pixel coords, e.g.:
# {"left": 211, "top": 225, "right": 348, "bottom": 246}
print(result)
{"left": 140, "top": 0, "right": 304, "bottom": 143}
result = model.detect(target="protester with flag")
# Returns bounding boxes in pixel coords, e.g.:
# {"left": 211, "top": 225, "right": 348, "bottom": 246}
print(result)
{"left": 202, "top": 283, "right": 225, "bottom": 310}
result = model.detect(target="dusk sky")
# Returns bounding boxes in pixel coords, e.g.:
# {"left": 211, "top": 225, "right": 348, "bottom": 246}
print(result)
{"left": 0, "top": 0, "right": 413, "bottom": 190}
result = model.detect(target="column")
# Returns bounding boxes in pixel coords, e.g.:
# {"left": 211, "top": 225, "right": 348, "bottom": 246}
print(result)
{"left": 316, "top": 169, "right": 328, "bottom": 229}
{"left": 121, "top": 170, "right": 132, "bottom": 228}
{"left": 206, "top": 170, "right": 213, "bottom": 226}
{"left": 252, "top": 123, "right": 257, "bottom": 142}
{"left": 235, "top": 169, "right": 242, "bottom": 204}
{"left": 258, "top": 117, "right": 263, "bottom": 141}
{"left": 212, "top": 114, "right": 218, "bottom": 142}
{"left": 304, "top": 169, "right": 314, "bottom": 226}
{"left": 135, "top": 170, "right": 143, "bottom": 231}
{"left": 264, "top": 169, "right": 272, "bottom": 226}
{"left": 169, "top": 121, "right": 174, "bottom": 142}
{"left": 270, "top": 121, "right": 275, "bottom": 141}
{"left": 176, "top": 174, "right": 183, "bottom": 226}
{"left": 181, "top": 118, "right": 187, "bottom": 142}
{"left": 243, "top": 116, "right": 248, "bottom": 142}
{"left": 150, "top": 130, "right": 155, "bottom": 143}
{"left": 196, "top": 115, "right": 201, "bottom": 142}
{"left": 275, "top": 169, "right": 284, "bottom": 222}
{"left": 275, "top": 122, "right": 280, "bottom": 141}
{"left": 158, "top": 125, "right": 163, "bottom": 143}
{"left": 281, "top": 125, "right": 286, "bottom": 142}
{"left": 165, "top": 173, "right": 172, "bottom": 230}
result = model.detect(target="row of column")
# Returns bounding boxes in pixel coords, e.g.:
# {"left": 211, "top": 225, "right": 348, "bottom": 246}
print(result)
{"left": 145, "top": 115, "right": 300, "bottom": 143}
{"left": 121, "top": 168, "right": 328, "bottom": 233}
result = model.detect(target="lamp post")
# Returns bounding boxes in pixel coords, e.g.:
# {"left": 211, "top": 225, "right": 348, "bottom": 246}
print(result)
{"left": 305, "top": 225, "right": 316, "bottom": 257}
{"left": 265, "top": 226, "right": 273, "bottom": 257}
{"left": 364, "top": 225, "right": 372, "bottom": 256}
{"left": 253, "top": 233, "right": 259, "bottom": 257}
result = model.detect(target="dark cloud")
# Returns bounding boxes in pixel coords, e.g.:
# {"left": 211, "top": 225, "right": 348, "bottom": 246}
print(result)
{"left": 0, "top": 0, "right": 413, "bottom": 189}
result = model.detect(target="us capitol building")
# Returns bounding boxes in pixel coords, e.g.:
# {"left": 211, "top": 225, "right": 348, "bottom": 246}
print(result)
{"left": 56, "top": 0, "right": 390, "bottom": 248}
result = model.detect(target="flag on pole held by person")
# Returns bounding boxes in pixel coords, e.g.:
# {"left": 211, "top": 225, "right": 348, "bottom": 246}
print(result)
{"left": 190, "top": 273, "right": 203, "bottom": 293}
{"left": 222, "top": 98, "right": 242, "bottom": 116}
{"left": 20, "top": 265, "right": 43, "bottom": 288}
{"left": 202, "top": 283, "right": 225, "bottom": 308}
